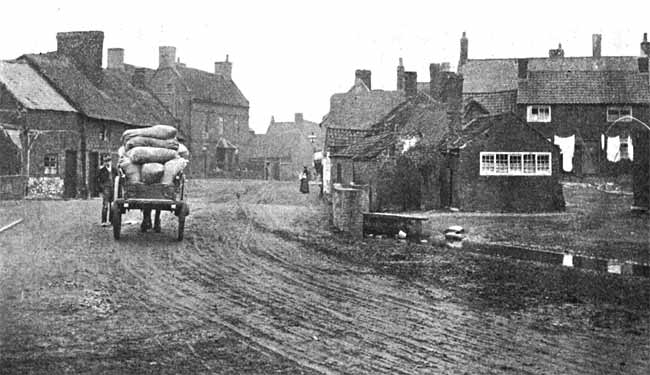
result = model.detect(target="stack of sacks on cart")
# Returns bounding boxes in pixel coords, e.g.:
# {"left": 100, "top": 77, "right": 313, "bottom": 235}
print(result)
{"left": 118, "top": 125, "right": 189, "bottom": 185}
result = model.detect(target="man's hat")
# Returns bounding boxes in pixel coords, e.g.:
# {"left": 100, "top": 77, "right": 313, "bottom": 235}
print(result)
{"left": 103, "top": 155, "right": 112, "bottom": 162}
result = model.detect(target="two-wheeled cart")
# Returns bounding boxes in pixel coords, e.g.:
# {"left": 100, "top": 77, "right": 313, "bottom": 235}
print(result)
{"left": 111, "top": 169, "right": 189, "bottom": 240}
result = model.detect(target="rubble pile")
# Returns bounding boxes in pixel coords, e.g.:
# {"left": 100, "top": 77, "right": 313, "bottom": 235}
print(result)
{"left": 118, "top": 125, "right": 189, "bottom": 184}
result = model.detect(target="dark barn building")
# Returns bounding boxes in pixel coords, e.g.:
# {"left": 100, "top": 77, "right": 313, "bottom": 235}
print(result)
{"left": 441, "top": 112, "right": 565, "bottom": 212}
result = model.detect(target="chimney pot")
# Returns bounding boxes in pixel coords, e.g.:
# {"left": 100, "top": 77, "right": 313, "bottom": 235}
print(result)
{"left": 295, "top": 113, "right": 303, "bottom": 123}
{"left": 459, "top": 32, "right": 469, "bottom": 68}
{"left": 397, "top": 58, "right": 405, "bottom": 90}
{"left": 548, "top": 43, "right": 565, "bottom": 58}
{"left": 355, "top": 69, "right": 372, "bottom": 90}
{"left": 56, "top": 31, "right": 104, "bottom": 85}
{"left": 641, "top": 32, "right": 650, "bottom": 57}
{"left": 592, "top": 34, "right": 602, "bottom": 58}
{"left": 518, "top": 58, "right": 529, "bottom": 79}
{"left": 107, "top": 48, "right": 124, "bottom": 70}
{"left": 158, "top": 46, "right": 176, "bottom": 69}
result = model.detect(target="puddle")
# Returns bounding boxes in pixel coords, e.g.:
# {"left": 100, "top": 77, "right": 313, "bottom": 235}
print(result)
{"left": 469, "top": 243, "right": 650, "bottom": 278}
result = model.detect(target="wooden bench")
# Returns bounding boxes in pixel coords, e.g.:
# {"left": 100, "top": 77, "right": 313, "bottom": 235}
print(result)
{"left": 363, "top": 212, "right": 429, "bottom": 239}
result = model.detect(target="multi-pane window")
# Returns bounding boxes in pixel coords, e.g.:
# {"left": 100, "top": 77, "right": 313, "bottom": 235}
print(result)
{"left": 606, "top": 106, "right": 632, "bottom": 122}
{"left": 44, "top": 154, "right": 58, "bottom": 175}
{"left": 480, "top": 152, "right": 552, "bottom": 176}
{"left": 526, "top": 105, "right": 551, "bottom": 122}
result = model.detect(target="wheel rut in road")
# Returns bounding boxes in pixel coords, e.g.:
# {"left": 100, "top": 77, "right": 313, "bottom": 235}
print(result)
{"left": 115, "top": 201, "right": 650, "bottom": 375}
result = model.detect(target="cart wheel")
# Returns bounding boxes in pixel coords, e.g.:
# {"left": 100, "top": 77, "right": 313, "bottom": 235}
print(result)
{"left": 112, "top": 204, "right": 122, "bottom": 240}
{"left": 177, "top": 203, "right": 187, "bottom": 241}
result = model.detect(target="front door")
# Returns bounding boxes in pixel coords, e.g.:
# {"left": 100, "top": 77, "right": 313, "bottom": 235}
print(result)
{"left": 63, "top": 150, "right": 77, "bottom": 198}
{"left": 88, "top": 152, "right": 99, "bottom": 197}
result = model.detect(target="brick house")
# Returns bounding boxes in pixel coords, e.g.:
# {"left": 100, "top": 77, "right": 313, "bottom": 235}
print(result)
{"left": 246, "top": 113, "right": 324, "bottom": 180}
{"left": 440, "top": 112, "right": 565, "bottom": 212}
{"left": 458, "top": 32, "right": 650, "bottom": 176}
{"left": 0, "top": 31, "right": 176, "bottom": 199}
{"left": 146, "top": 48, "right": 251, "bottom": 177}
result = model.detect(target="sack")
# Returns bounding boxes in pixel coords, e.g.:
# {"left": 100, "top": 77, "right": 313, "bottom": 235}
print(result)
{"left": 127, "top": 146, "right": 179, "bottom": 164}
{"left": 178, "top": 143, "right": 190, "bottom": 159}
{"left": 118, "top": 157, "right": 142, "bottom": 184}
{"left": 121, "top": 125, "right": 178, "bottom": 143}
{"left": 161, "top": 158, "right": 188, "bottom": 184}
{"left": 141, "top": 163, "right": 165, "bottom": 184}
{"left": 125, "top": 136, "right": 179, "bottom": 151}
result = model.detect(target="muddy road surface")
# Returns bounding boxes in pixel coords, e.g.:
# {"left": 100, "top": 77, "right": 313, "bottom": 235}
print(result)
{"left": 1, "top": 180, "right": 648, "bottom": 374}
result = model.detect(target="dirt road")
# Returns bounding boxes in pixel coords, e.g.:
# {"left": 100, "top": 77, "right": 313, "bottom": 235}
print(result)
{"left": 1, "top": 180, "right": 648, "bottom": 374}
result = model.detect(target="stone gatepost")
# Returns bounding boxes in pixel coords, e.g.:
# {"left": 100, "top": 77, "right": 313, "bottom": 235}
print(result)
{"left": 332, "top": 183, "right": 369, "bottom": 238}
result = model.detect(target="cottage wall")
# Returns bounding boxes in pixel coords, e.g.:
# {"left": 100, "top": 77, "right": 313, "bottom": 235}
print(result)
{"left": 453, "top": 120, "right": 565, "bottom": 212}
{"left": 517, "top": 103, "right": 650, "bottom": 174}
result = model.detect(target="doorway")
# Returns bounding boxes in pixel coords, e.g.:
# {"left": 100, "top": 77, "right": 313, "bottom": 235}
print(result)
{"left": 88, "top": 152, "right": 99, "bottom": 197}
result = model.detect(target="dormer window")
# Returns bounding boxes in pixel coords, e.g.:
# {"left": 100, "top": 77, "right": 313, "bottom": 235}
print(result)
{"left": 606, "top": 106, "right": 632, "bottom": 122}
{"left": 527, "top": 105, "right": 551, "bottom": 122}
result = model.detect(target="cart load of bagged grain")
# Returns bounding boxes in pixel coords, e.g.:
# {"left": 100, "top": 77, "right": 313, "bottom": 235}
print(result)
{"left": 118, "top": 125, "right": 189, "bottom": 185}
{"left": 121, "top": 124, "right": 177, "bottom": 143}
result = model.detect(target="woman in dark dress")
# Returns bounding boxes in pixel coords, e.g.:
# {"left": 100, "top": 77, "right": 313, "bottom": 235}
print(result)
{"left": 299, "top": 166, "right": 309, "bottom": 194}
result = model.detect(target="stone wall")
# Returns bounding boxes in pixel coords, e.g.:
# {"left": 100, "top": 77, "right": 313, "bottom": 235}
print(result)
{"left": 332, "top": 184, "right": 369, "bottom": 238}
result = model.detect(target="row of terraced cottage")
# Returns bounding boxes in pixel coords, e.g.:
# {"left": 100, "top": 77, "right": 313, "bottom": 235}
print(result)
{"left": 0, "top": 30, "right": 255, "bottom": 199}
{"left": 319, "top": 32, "right": 650, "bottom": 212}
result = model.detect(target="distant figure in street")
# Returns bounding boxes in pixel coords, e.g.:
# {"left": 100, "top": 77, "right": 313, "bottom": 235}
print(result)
{"left": 299, "top": 166, "right": 309, "bottom": 194}
{"left": 97, "top": 155, "right": 115, "bottom": 226}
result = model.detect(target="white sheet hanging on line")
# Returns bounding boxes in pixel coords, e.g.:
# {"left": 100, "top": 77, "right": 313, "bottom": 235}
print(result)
{"left": 606, "top": 136, "right": 621, "bottom": 162}
{"left": 554, "top": 135, "right": 575, "bottom": 172}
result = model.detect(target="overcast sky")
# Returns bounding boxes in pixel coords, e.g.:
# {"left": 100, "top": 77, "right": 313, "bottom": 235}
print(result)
{"left": 2, "top": 0, "right": 650, "bottom": 133}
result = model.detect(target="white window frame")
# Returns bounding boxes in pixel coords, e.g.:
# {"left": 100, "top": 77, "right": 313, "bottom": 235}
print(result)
{"left": 480, "top": 152, "right": 552, "bottom": 176}
{"left": 526, "top": 105, "right": 551, "bottom": 123}
{"left": 44, "top": 154, "right": 58, "bottom": 175}
{"left": 606, "top": 106, "right": 632, "bottom": 122}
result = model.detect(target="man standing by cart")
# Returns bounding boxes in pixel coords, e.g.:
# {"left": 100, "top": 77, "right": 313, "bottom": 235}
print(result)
{"left": 97, "top": 155, "right": 115, "bottom": 227}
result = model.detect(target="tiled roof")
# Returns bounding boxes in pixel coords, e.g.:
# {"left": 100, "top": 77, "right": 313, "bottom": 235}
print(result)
{"left": 175, "top": 66, "right": 249, "bottom": 107}
{"left": 23, "top": 53, "right": 175, "bottom": 127}
{"left": 460, "top": 56, "right": 645, "bottom": 94}
{"left": 372, "top": 92, "right": 450, "bottom": 145}
{"left": 0, "top": 60, "right": 76, "bottom": 112}
{"left": 459, "top": 59, "right": 519, "bottom": 93}
{"left": 325, "top": 127, "right": 373, "bottom": 152}
{"left": 442, "top": 112, "right": 550, "bottom": 149}
{"left": 462, "top": 90, "right": 517, "bottom": 114}
{"left": 333, "top": 132, "right": 394, "bottom": 160}
{"left": 321, "top": 86, "right": 406, "bottom": 130}
{"left": 518, "top": 70, "right": 650, "bottom": 104}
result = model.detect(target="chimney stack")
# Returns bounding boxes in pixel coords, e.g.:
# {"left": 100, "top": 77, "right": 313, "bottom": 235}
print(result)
{"left": 158, "top": 46, "right": 176, "bottom": 69}
{"left": 592, "top": 34, "right": 602, "bottom": 58}
{"left": 641, "top": 33, "right": 650, "bottom": 57}
{"left": 214, "top": 54, "right": 232, "bottom": 80}
{"left": 429, "top": 63, "right": 441, "bottom": 100}
{"left": 548, "top": 43, "right": 564, "bottom": 58}
{"left": 107, "top": 48, "right": 124, "bottom": 70}
{"left": 132, "top": 67, "right": 147, "bottom": 90}
{"left": 404, "top": 71, "right": 417, "bottom": 97}
{"left": 517, "top": 58, "right": 529, "bottom": 79}
{"left": 56, "top": 31, "right": 104, "bottom": 85}
{"left": 355, "top": 69, "right": 372, "bottom": 89}
{"left": 396, "top": 57, "right": 405, "bottom": 90}
{"left": 295, "top": 113, "right": 303, "bottom": 124}
{"left": 459, "top": 31, "right": 468, "bottom": 68}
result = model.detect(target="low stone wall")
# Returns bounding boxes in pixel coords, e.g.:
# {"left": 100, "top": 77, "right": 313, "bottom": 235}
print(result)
{"left": 27, "top": 177, "right": 64, "bottom": 199}
{"left": 332, "top": 184, "right": 369, "bottom": 238}
{"left": 0, "top": 175, "right": 27, "bottom": 200}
